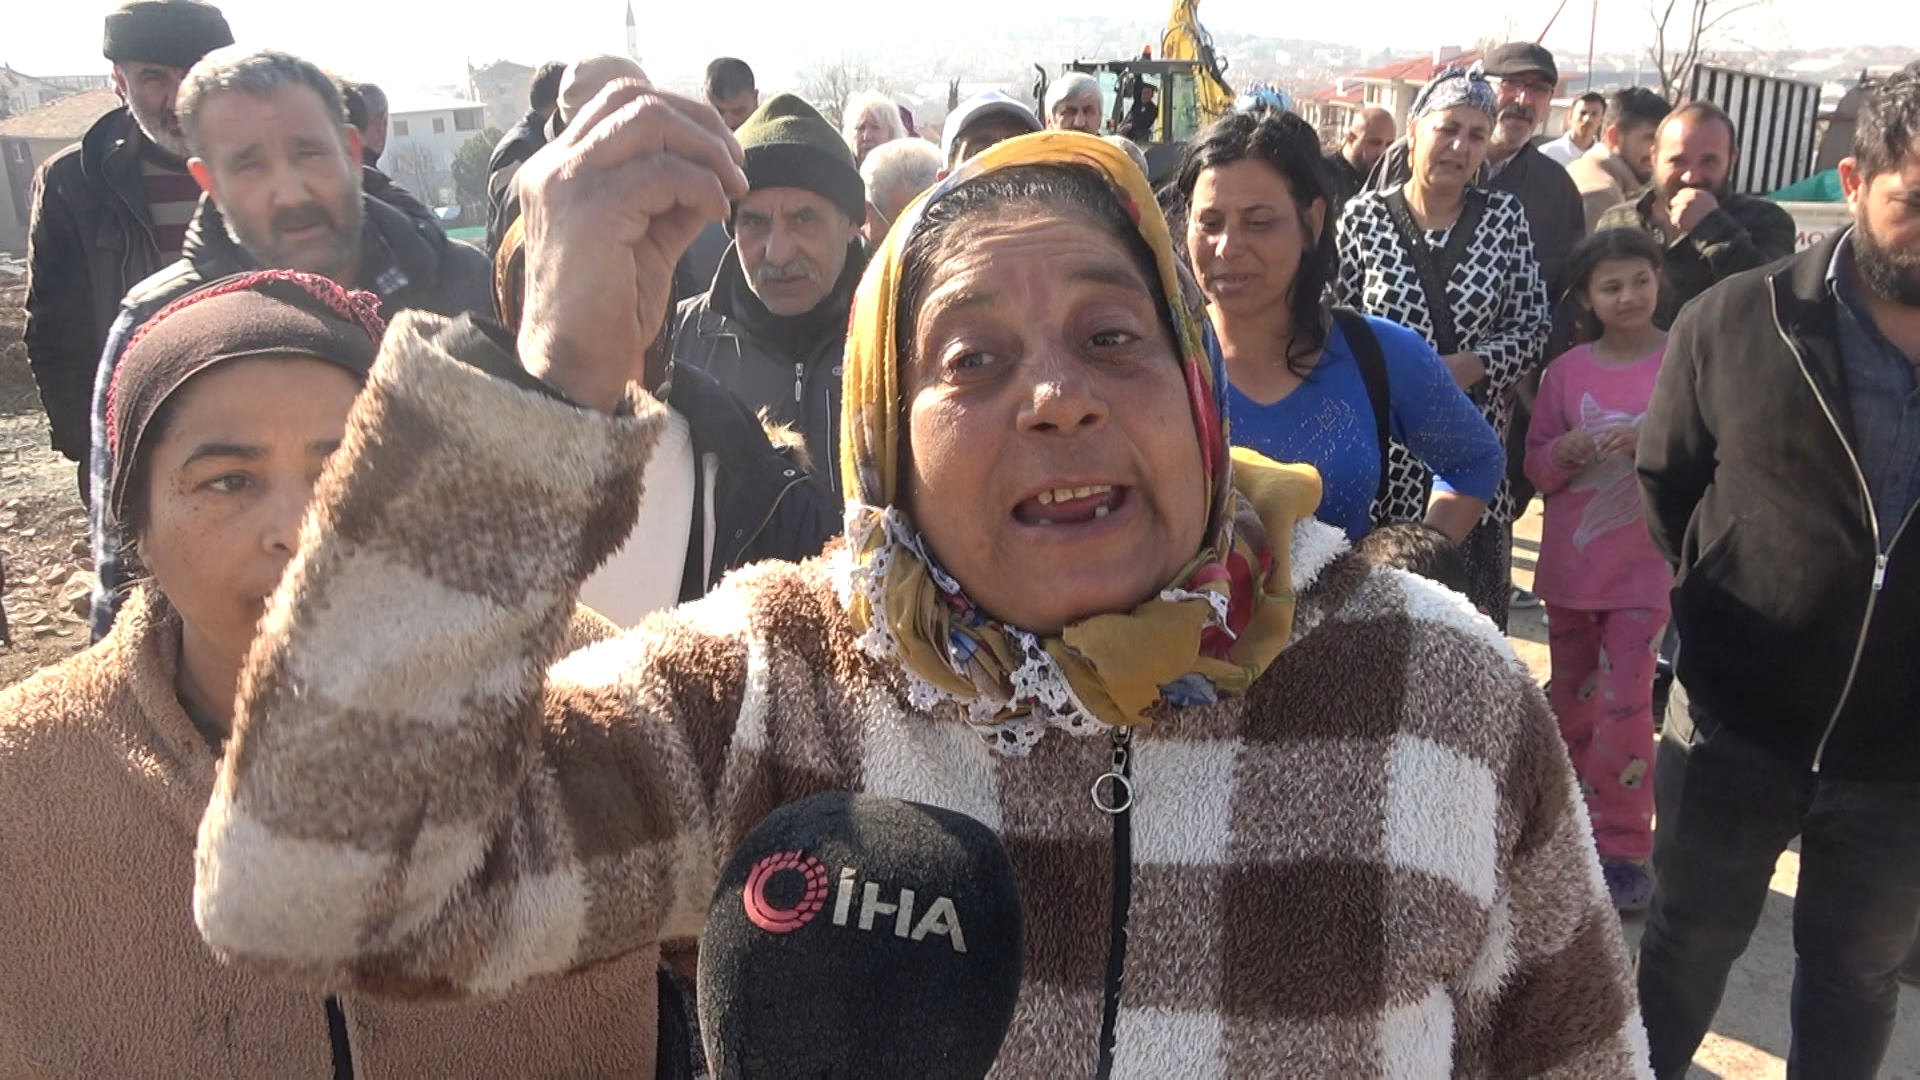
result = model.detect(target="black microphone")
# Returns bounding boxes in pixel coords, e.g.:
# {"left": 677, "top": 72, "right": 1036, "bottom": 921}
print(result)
{"left": 697, "top": 792, "right": 1025, "bottom": 1080}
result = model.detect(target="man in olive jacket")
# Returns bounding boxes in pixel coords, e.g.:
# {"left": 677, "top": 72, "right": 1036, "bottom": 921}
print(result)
{"left": 1634, "top": 64, "right": 1920, "bottom": 1080}
{"left": 1596, "top": 100, "right": 1796, "bottom": 327}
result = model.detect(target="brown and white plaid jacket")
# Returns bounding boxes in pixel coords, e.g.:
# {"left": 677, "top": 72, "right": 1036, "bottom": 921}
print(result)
{"left": 196, "top": 313, "right": 1650, "bottom": 1078}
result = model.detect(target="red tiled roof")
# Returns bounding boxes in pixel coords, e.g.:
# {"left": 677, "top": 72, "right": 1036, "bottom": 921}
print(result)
{"left": 1301, "top": 83, "right": 1364, "bottom": 103}
{"left": 0, "top": 89, "right": 119, "bottom": 141}
{"left": 1353, "top": 50, "right": 1483, "bottom": 84}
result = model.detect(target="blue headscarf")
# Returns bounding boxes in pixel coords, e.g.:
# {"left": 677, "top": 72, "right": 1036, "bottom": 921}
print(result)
{"left": 1408, "top": 62, "right": 1498, "bottom": 123}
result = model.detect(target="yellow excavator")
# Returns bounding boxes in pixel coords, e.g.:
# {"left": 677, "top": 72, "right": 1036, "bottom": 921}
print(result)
{"left": 1034, "top": 0, "right": 1235, "bottom": 181}
{"left": 1159, "top": 0, "right": 1235, "bottom": 124}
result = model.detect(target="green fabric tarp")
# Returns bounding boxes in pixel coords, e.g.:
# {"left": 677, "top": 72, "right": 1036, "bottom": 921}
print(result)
{"left": 1769, "top": 170, "right": 1843, "bottom": 203}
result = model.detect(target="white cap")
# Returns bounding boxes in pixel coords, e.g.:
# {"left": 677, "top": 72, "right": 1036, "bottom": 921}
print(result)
{"left": 941, "top": 91, "right": 1041, "bottom": 164}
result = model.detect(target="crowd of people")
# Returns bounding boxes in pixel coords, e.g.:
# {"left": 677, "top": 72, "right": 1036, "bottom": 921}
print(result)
{"left": 5, "top": 1, "right": 1918, "bottom": 1076}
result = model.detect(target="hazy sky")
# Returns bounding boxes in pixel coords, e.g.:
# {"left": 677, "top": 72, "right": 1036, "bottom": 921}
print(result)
{"left": 10, "top": 0, "right": 1913, "bottom": 93}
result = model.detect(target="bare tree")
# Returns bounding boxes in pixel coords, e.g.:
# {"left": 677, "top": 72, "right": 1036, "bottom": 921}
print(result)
{"left": 1472, "top": 12, "right": 1526, "bottom": 55}
{"left": 389, "top": 144, "right": 445, "bottom": 206}
{"left": 802, "top": 54, "right": 889, "bottom": 129}
{"left": 1647, "top": 0, "right": 1774, "bottom": 101}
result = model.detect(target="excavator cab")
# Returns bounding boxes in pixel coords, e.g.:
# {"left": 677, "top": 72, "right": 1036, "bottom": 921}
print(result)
{"left": 1058, "top": 59, "right": 1207, "bottom": 182}
{"left": 1034, "top": 0, "right": 1232, "bottom": 183}
{"left": 1071, "top": 60, "right": 1204, "bottom": 144}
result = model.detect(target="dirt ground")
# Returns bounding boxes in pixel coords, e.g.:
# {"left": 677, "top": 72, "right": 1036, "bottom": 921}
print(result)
{"left": 0, "top": 281, "right": 94, "bottom": 687}
{"left": 0, "top": 271, "right": 1915, "bottom": 1072}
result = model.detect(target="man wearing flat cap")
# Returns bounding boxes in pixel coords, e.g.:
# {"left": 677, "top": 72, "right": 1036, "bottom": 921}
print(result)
{"left": 1479, "top": 43, "right": 1587, "bottom": 294}
{"left": 1477, "top": 43, "right": 1589, "bottom": 610}
{"left": 24, "top": 0, "right": 233, "bottom": 503}
{"left": 672, "top": 93, "right": 869, "bottom": 501}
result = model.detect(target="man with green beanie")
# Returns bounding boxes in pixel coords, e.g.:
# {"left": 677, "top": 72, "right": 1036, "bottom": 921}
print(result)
{"left": 673, "top": 92, "right": 868, "bottom": 501}
{"left": 24, "top": 0, "right": 233, "bottom": 504}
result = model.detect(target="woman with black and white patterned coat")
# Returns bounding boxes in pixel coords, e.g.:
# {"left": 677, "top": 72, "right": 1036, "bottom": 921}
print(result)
{"left": 1334, "top": 63, "right": 1551, "bottom": 629}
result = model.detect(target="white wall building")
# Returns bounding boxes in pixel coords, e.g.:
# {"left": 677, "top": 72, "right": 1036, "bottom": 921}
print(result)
{"left": 379, "top": 95, "right": 488, "bottom": 207}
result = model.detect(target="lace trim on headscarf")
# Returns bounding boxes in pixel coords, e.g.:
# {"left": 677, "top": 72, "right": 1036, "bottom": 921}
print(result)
{"left": 834, "top": 505, "right": 1114, "bottom": 757}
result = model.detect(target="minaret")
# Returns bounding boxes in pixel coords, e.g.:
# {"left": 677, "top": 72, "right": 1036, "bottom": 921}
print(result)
{"left": 626, "top": 1, "right": 639, "bottom": 63}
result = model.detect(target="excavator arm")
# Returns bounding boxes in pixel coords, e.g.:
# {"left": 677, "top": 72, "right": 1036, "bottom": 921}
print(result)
{"left": 1160, "top": 0, "right": 1234, "bottom": 123}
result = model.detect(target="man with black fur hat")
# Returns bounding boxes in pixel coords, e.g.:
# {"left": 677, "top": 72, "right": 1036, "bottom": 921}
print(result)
{"left": 24, "top": 0, "right": 233, "bottom": 503}
{"left": 673, "top": 92, "right": 868, "bottom": 500}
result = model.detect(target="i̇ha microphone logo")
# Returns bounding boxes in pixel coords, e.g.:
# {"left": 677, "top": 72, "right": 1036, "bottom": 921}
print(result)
{"left": 743, "top": 850, "right": 830, "bottom": 933}
{"left": 741, "top": 850, "right": 969, "bottom": 951}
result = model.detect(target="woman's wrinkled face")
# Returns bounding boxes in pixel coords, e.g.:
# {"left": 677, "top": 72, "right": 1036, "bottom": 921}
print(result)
{"left": 1412, "top": 106, "right": 1492, "bottom": 194}
{"left": 1185, "top": 159, "right": 1323, "bottom": 318}
{"left": 137, "top": 357, "right": 359, "bottom": 667}
{"left": 854, "top": 111, "right": 893, "bottom": 161}
{"left": 903, "top": 206, "right": 1208, "bottom": 634}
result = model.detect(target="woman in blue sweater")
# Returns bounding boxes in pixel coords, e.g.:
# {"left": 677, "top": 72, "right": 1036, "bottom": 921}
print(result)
{"left": 1174, "top": 107, "right": 1504, "bottom": 543}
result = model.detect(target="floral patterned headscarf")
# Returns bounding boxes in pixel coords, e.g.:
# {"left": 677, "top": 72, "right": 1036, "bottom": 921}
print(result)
{"left": 835, "top": 131, "right": 1322, "bottom": 755}
{"left": 1409, "top": 62, "right": 1498, "bottom": 124}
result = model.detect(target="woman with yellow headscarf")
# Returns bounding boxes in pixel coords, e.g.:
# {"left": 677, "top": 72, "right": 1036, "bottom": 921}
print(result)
{"left": 189, "top": 85, "right": 1647, "bottom": 1077}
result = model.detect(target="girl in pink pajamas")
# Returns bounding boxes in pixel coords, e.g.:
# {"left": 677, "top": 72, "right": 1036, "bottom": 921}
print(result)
{"left": 1525, "top": 229, "right": 1672, "bottom": 914}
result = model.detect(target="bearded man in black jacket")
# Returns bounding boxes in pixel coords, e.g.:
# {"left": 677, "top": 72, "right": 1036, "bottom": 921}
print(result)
{"left": 23, "top": 0, "right": 234, "bottom": 502}
{"left": 1635, "top": 62, "right": 1920, "bottom": 1080}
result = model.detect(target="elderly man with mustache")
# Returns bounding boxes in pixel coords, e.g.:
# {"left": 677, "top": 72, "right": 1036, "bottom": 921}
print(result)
{"left": 82, "top": 45, "right": 493, "bottom": 640}
{"left": 672, "top": 92, "right": 871, "bottom": 502}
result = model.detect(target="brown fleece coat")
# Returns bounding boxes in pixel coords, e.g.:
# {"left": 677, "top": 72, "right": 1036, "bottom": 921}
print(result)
{"left": 1565, "top": 150, "right": 1645, "bottom": 236}
{"left": 0, "top": 588, "right": 658, "bottom": 1078}
{"left": 193, "top": 312, "right": 1652, "bottom": 1077}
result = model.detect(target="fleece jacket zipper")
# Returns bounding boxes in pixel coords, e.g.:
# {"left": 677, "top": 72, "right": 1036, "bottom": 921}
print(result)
{"left": 1093, "top": 728, "right": 1134, "bottom": 1080}
{"left": 1771, "top": 285, "right": 1906, "bottom": 772}
{"left": 325, "top": 996, "right": 355, "bottom": 1079}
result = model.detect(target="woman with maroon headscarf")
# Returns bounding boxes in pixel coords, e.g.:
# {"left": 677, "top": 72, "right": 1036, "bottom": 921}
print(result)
{"left": 0, "top": 270, "right": 654, "bottom": 1077}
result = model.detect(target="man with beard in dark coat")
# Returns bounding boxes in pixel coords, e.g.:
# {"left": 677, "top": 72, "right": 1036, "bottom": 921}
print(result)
{"left": 85, "top": 46, "right": 491, "bottom": 638}
{"left": 672, "top": 93, "right": 868, "bottom": 503}
{"left": 342, "top": 81, "right": 434, "bottom": 224}
{"left": 24, "top": 0, "right": 233, "bottom": 502}
{"left": 1635, "top": 63, "right": 1920, "bottom": 1080}
{"left": 1323, "top": 106, "right": 1395, "bottom": 221}
{"left": 485, "top": 60, "right": 564, "bottom": 253}
{"left": 1597, "top": 101, "right": 1797, "bottom": 326}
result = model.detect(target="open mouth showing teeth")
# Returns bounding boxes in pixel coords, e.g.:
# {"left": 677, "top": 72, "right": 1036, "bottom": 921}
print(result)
{"left": 1013, "top": 484, "right": 1127, "bottom": 526}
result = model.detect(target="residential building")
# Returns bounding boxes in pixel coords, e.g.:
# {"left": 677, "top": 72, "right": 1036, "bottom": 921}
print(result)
{"left": 1299, "top": 78, "right": 1363, "bottom": 148}
{"left": 1, "top": 67, "right": 110, "bottom": 120}
{"left": 0, "top": 89, "right": 121, "bottom": 254}
{"left": 1297, "top": 47, "right": 1603, "bottom": 147}
{"left": 1354, "top": 48, "right": 1481, "bottom": 130}
{"left": 381, "top": 95, "right": 488, "bottom": 208}
{"left": 467, "top": 59, "right": 536, "bottom": 133}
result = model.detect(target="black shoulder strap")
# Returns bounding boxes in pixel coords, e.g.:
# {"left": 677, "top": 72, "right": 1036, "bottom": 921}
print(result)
{"left": 1330, "top": 308, "right": 1393, "bottom": 507}
{"left": 1381, "top": 187, "right": 1488, "bottom": 359}
{"left": 1439, "top": 188, "right": 1489, "bottom": 279}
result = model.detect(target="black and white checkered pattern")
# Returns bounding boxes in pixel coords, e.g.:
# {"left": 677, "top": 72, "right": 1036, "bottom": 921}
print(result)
{"left": 1335, "top": 189, "right": 1551, "bottom": 526}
